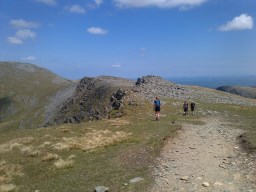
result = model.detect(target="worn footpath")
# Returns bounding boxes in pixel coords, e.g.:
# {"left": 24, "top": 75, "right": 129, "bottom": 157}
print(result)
{"left": 150, "top": 116, "right": 256, "bottom": 192}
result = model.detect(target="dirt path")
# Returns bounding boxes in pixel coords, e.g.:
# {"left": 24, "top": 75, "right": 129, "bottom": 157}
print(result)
{"left": 151, "top": 116, "right": 256, "bottom": 192}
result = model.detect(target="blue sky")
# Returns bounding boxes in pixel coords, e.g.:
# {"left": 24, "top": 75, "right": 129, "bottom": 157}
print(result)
{"left": 0, "top": 0, "right": 255, "bottom": 80}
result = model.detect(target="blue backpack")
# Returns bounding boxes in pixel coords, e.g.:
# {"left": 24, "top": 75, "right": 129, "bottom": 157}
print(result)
{"left": 154, "top": 100, "right": 160, "bottom": 107}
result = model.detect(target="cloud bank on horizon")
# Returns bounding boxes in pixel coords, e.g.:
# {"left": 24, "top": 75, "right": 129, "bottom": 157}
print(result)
{"left": 0, "top": 0, "right": 255, "bottom": 79}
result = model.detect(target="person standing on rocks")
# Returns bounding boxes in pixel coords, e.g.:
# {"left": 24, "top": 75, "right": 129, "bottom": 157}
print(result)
{"left": 190, "top": 101, "right": 196, "bottom": 115}
{"left": 183, "top": 101, "right": 188, "bottom": 115}
{"left": 153, "top": 97, "right": 161, "bottom": 120}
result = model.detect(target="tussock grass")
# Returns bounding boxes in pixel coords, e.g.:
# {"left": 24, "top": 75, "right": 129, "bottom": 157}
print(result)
{"left": 0, "top": 176, "right": 8, "bottom": 184}
{"left": 60, "top": 128, "right": 72, "bottom": 134}
{"left": 0, "top": 184, "right": 16, "bottom": 192}
{"left": 0, "top": 144, "right": 10, "bottom": 154}
{"left": 41, "top": 153, "right": 59, "bottom": 162}
{"left": 0, "top": 137, "right": 35, "bottom": 154}
{"left": 38, "top": 141, "right": 52, "bottom": 148}
{"left": 43, "top": 134, "right": 52, "bottom": 138}
{"left": 0, "top": 160, "right": 23, "bottom": 185}
{"left": 9, "top": 143, "right": 23, "bottom": 150}
{"left": 20, "top": 146, "right": 40, "bottom": 157}
{"left": 106, "top": 119, "right": 131, "bottom": 127}
{"left": 51, "top": 143, "right": 69, "bottom": 150}
{"left": 68, "top": 154, "right": 76, "bottom": 160}
{"left": 52, "top": 130, "right": 131, "bottom": 151}
{"left": 12, "top": 137, "right": 35, "bottom": 145}
{"left": 54, "top": 158, "right": 74, "bottom": 169}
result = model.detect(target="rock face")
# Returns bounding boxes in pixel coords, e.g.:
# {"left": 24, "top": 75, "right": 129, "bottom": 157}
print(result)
{"left": 46, "top": 76, "right": 133, "bottom": 126}
{"left": 216, "top": 86, "right": 256, "bottom": 99}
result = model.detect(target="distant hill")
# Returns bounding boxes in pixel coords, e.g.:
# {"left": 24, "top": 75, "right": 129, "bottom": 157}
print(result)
{"left": 0, "top": 61, "right": 77, "bottom": 130}
{"left": 169, "top": 76, "right": 256, "bottom": 89}
{"left": 216, "top": 86, "right": 256, "bottom": 99}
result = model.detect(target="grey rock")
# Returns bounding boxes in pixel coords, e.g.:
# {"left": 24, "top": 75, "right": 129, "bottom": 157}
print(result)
{"left": 202, "top": 182, "right": 210, "bottom": 187}
{"left": 95, "top": 186, "right": 109, "bottom": 192}
{"left": 129, "top": 177, "right": 144, "bottom": 183}
{"left": 214, "top": 181, "right": 224, "bottom": 186}
{"left": 180, "top": 176, "right": 189, "bottom": 181}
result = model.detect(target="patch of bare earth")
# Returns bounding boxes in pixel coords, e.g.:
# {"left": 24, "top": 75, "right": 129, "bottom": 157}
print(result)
{"left": 151, "top": 117, "right": 256, "bottom": 192}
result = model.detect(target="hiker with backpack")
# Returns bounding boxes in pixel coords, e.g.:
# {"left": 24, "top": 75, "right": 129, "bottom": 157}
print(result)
{"left": 153, "top": 97, "right": 161, "bottom": 120}
{"left": 183, "top": 101, "right": 188, "bottom": 115}
{"left": 190, "top": 101, "right": 196, "bottom": 115}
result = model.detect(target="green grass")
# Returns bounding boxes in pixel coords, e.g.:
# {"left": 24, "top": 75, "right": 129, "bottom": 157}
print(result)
{"left": 0, "top": 62, "right": 73, "bottom": 130}
{"left": 0, "top": 99, "right": 186, "bottom": 192}
{"left": 0, "top": 97, "right": 255, "bottom": 192}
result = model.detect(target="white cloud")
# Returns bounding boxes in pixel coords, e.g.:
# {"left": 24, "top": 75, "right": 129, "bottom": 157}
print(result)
{"left": 113, "top": 0, "right": 206, "bottom": 8}
{"left": 16, "top": 29, "right": 37, "bottom": 39}
{"left": 219, "top": 14, "right": 254, "bottom": 31}
{"left": 7, "top": 37, "right": 23, "bottom": 44}
{"left": 35, "top": 0, "right": 57, "bottom": 6}
{"left": 7, "top": 29, "right": 37, "bottom": 45}
{"left": 10, "top": 19, "right": 39, "bottom": 28}
{"left": 87, "top": 27, "right": 108, "bottom": 35}
{"left": 68, "top": 5, "right": 86, "bottom": 14}
{"left": 95, "top": 0, "right": 103, "bottom": 6}
{"left": 21, "top": 56, "right": 37, "bottom": 61}
{"left": 112, "top": 63, "right": 121, "bottom": 67}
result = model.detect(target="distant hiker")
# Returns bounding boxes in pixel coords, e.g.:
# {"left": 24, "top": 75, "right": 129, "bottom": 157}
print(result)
{"left": 183, "top": 101, "right": 188, "bottom": 115}
{"left": 190, "top": 101, "right": 196, "bottom": 115}
{"left": 153, "top": 97, "right": 161, "bottom": 120}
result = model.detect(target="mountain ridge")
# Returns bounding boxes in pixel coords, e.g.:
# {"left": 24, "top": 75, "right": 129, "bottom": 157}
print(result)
{"left": 1, "top": 61, "right": 256, "bottom": 131}
{"left": 216, "top": 85, "right": 256, "bottom": 99}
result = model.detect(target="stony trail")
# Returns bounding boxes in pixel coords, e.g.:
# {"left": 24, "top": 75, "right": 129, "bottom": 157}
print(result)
{"left": 150, "top": 116, "right": 256, "bottom": 192}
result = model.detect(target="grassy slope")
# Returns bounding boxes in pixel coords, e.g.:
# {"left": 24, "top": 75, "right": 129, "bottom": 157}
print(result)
{"left": 0, "top": 81, "right": 255, "bottom": 192}
{"left": 0, "top": 62, "right": 73, "bottom": 130}
{"left": 0, "top": 97, "right": 188, "bottom": 191}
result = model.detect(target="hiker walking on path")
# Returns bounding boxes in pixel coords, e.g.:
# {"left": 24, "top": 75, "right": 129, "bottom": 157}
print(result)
{"left": 183, "top": 101, "right": 188, "bottom": 115}
{"left": 153, "top": 97, "right": 161, "bottom": 121}
{"left": 190, "top": 101, "right": 196, "bottom": 115}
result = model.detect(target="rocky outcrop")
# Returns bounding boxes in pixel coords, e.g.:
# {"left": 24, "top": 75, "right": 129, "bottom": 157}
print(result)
{"left": 45, "top": 77, "right": 132, "bottom": 126}
{"left": 133, "top": 75, "right": 189, "bottom": 101}
{"left": 133, "top": 75, "right": 256, "bottom": 106}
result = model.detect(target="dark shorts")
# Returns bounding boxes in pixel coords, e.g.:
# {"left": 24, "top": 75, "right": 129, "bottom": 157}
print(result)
{"left": 155, "top": 106, "right": 160, "bottom": 112}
